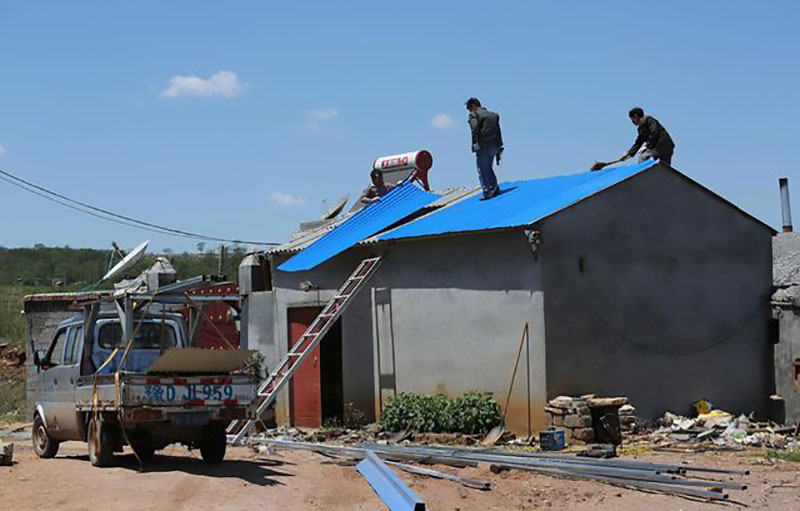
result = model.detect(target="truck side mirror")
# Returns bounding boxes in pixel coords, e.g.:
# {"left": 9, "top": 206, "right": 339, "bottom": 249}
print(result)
{"left": 33, "top": 349, "right": 46, "bottom": 367}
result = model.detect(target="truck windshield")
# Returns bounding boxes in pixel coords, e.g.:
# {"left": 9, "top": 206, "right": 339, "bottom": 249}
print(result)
{"left": 98, "top": 322, "right": 177, "bottom": 350}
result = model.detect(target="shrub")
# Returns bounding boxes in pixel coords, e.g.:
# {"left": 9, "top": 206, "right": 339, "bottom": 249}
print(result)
{"left": 381, "top": 391, "right": 501, "bottom": 434}
{"left": 448, "top": 391, "right": 502, "bottom": 435}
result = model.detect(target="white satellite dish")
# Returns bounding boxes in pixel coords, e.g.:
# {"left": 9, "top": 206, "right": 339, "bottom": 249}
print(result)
{"left": 101, "top": 240, "right": 149, "bottom": 282}
{"left": 320, "top": 195, "right": 349, "bottom": 221}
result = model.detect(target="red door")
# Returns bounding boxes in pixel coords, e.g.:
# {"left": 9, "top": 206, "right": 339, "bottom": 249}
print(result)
{"left": 288, "top": 307, "right": 323, "bottom": 428}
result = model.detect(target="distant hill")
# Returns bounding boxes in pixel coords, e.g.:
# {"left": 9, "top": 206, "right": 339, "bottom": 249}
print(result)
{"left": 0, "top": 245, "right": 248, "bottom": 286}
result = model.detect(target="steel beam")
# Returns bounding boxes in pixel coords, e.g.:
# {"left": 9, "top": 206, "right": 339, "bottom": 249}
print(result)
{"left": 357, "top": 451, "right": 426, "bottom": 511}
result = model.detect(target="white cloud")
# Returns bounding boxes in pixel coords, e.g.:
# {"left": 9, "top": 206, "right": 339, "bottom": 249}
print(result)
{"left": 160, "top": 70, "right": 248, "bottom": 99}
{"left": 431, "top": 113, "right": 456, "bottom": 129}
{"left": 303, "top": 107, "right": 339, "bottom": 132}
{"left": 0, "top": 145, "right": 5, "bottom": 156}
{"left": 308, "top": 107, "right": 339, "bottom": 120}
{"left": 269, "top": 192, "right": 307, "bottom": 207}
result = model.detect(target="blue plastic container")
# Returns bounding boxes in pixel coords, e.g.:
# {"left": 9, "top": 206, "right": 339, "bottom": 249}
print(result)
{"left": 539, "top": 428, "right": 566, "bottom": 451}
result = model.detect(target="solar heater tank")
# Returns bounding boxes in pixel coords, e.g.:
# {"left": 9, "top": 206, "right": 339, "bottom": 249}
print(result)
{"left": 373, "top": 149, "right": 433, "bottom": 190}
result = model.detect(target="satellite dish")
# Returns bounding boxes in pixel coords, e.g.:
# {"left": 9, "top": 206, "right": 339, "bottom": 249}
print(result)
{"left": 101, "top": 240, "right": 149, "bottom": 282}
{"left": 320, "top": 195, "right": 349, "bottom": 221}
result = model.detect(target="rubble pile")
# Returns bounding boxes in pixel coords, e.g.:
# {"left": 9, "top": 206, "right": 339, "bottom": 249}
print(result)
{"left": 649, "top": 410, "right": 799, "bottom": 450}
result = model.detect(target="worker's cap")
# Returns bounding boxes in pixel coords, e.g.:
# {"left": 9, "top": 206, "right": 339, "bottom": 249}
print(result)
{"left": 465, "top": 97, "right": 481, "bottom": 108}
{"left": 370, "top": 168, "right": 383, "bottom": 179}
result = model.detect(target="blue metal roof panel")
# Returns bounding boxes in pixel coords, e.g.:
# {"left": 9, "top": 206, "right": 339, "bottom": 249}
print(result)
{"left": 380, "top": 161, "right": 657, "bottom": 241}
{"left": 278, "top": 181, "right": 441, "bottom": 272}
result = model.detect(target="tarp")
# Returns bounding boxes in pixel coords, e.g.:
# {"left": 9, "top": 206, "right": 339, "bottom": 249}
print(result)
{"left": 381, "top": 161, "right": 657, "bottom": 240}
{"left": 279, "top": 181, "right": 440, "bottom": 272}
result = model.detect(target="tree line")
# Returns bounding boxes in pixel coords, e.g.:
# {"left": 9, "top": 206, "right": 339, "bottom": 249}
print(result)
{"left": 0, "top": 244, "right": 249, "bottom": 286}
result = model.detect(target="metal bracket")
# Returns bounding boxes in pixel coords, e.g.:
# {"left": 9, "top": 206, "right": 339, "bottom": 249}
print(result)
{"left": 356, "top": 451, "right": 425, "bottom": 511}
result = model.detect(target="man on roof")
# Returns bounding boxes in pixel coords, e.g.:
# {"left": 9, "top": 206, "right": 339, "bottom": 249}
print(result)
{"left": 354, "top": 168, "right": 396, "bottom": 210}
{"left": 621, "top": 107, "right": 675, "bottom": 166}
{"left": 466, "top": 97, "right": 504, "bottom": 200}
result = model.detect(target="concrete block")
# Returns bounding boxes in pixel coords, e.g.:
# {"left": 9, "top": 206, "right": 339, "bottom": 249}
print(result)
{"left": 564, "top": 415, "right": 592, "bottom": 428}
{"left": 549, "top": 396, "right": 575, "bottom": 409}
{"left": 587, "top": 397, "right": 628, "bottom": 408}
{"left": 573, "top": 428, "right": 595, "bottom": 442}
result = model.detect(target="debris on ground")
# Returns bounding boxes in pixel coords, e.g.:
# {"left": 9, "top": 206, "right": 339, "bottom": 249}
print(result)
{"left": 260, "top": 437, "right": 749, "bottom": 501}
{"left": 0, "top": 441, "right": 13, "bottom": 466}
{"left": 637, "top": 409, "right": 799, "bottom": 452}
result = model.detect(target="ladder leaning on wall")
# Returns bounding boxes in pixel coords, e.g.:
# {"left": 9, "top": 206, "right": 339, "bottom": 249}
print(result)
{"left": 227, "top": 256, "right": 383, "bottom": 445}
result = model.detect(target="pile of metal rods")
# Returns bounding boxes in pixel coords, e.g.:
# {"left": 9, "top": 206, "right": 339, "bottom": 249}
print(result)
{"left": 257, "top": 438, "right": 749, "bottom": 501}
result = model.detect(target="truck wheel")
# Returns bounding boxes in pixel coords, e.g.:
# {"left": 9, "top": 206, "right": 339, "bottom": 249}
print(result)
{"left": 88, "top": 418, "right": 116, "bottom": 467}
{"left": 199, "top": 425, "right": 227, "bottom": 463}
{"left": 32, "top": 414, "right": 60, "bottom": 458}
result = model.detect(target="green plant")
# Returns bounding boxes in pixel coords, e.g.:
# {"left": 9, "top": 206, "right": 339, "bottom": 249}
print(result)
{"left": 240, "top": 352, "right": 267, "bottom": 381}
{"left": 380, "top": 391, "right": 501, "bottom": 434}
{"left": 447, "top": 391, "right": 501, "bottom": 435}
{"left": 343, "top": 401, "right": 368, "bottom": 428}
{"left": 765, "top": 449, "right": 800, "bottom": 463}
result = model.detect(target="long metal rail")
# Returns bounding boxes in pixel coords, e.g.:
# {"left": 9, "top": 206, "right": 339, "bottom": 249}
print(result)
{"left": 256, "top": 438, "right": 747, "bottom": 501}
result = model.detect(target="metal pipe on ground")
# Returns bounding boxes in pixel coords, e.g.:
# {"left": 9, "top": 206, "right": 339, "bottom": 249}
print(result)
{"left": 358, "top": 443, "right": 688, "bottom": 475}
{"left": 258, "top": 438, "right": 745, "bottom": 499}
{"left": 384, "top": 461, "right": 491, "bottom": 491}
{"left": 490, "top": 463, "right": 730, "bottom": 501}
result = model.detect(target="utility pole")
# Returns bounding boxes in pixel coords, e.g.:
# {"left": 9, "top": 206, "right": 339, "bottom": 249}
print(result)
{"left": 217, "top": 245, "right": 226, "bottom": 278}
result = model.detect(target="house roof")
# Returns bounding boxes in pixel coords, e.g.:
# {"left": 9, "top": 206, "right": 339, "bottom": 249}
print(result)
{"left": 380, "top": 160, "right": 656, "bottom": 241}
{"left": 274, "top": 160, "right": 774, "bottom": 272}
{"left": 277, "top": 180, "right": 441, "bottom": 272}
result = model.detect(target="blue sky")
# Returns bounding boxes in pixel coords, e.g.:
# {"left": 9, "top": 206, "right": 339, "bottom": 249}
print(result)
{"left": 1, "top": 1, "right": 798, "bottom": 252}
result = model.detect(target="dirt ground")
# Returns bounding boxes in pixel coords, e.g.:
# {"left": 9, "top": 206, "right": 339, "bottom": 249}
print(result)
{"left": 1, "top": 426, "right": 799, "bottom": 510}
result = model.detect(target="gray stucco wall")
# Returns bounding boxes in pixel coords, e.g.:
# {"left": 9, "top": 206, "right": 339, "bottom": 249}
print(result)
{"left": 774, "top": 304, "right": 800, "bottom": 424}
{"left": 270, "top": 230, "right": 548, "bottom": 434}
{"left": 541, "top": 165, "right": 774, "bottom": 418}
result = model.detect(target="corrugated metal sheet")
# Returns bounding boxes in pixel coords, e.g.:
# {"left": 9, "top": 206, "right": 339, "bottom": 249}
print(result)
{"left": 278, "top": 181, "right": 441, "bottom": 272}
{"left": 269, "top": 216, "right": 350, "bottom": 255}
{"left": 380, "top": 161, "right": 657, "bottom": 241}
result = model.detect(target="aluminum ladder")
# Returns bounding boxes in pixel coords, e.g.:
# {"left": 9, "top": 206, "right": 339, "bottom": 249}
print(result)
{"left": 227, "top": 256, "right": 383, "bottom": 445}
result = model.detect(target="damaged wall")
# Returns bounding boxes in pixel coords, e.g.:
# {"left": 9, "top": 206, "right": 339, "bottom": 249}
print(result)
{"left": 541, "top": 166, "right": 774, "bottom": 418}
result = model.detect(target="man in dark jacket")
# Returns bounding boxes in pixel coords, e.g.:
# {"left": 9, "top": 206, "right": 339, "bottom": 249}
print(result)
{"left": 466, "top": 97, "right": 504, "bottom": 199}
{"left": 621, "top": 107, "right": 675, "bottom": 166}
{"left": 350, "top": 168, "right": 396, "bottom": 212}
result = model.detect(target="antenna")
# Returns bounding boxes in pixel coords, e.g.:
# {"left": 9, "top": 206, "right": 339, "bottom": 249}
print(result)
{"left": 320, "top": 195, "right": 349, "bottom": 221}
{"left": 101, "top": 240, "right": 149, "bottom": 282}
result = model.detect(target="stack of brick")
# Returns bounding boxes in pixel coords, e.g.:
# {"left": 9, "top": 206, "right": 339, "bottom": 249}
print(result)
{"left": 619, "top": 404, "right": 637, "bottom": 431}
{"left": 545, "top": 395, "right": 594, "bottom": 443}
{"left": 545, "top": 395, "right": 630, "bottom": 444}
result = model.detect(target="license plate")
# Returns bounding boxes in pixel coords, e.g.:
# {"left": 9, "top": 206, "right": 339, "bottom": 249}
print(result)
{"left": 170, "top": 411, "right": 211, "bottom": 426}
{"left": 131, "top": 383, "right": 250, "bottom": 405}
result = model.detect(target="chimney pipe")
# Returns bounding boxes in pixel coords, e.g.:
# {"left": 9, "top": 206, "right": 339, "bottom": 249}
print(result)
{"left": 780, "top": 177, "right": 793, "bottom": 232}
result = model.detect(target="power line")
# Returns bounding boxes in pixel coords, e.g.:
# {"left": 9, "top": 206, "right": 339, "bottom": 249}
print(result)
{"left": 0, "top": 168, "right": 278, "bottom": 246}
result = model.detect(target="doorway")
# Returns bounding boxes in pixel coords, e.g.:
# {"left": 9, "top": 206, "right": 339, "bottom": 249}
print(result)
{"left": 287, "top": 306, "right": 343, "bottom": 428}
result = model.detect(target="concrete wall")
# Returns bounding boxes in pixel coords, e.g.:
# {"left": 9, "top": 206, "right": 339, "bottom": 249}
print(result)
{"left": 774, "top": 304, "right": 800, "bottom": 424}
{"left": 23, "top": 302, "right": 76, "bottom": 414}
{"left": 270, "top": 230, "right": 548, "bottom": 435}
{"left": 541, "top": 165, "right": 774, "bottom": 418}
